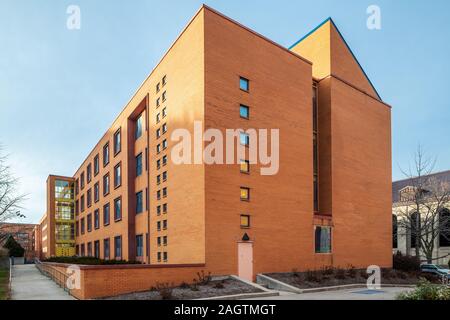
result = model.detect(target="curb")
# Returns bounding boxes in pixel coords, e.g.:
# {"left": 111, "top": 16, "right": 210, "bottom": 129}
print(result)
{"left": 257, "top": 274, "right": 418, "bottom": 294}
{"left": 197, "top": 291, "right": 279, "bottom": 300}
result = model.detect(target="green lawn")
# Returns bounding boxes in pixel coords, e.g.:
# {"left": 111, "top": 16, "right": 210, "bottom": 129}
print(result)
{"left": 0, "top": 268, "right": 10, "bottom": 300}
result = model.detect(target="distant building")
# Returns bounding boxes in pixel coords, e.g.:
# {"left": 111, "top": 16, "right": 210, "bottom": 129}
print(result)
{"left": 0, "top": 222, "right": 38, "bottom": 261}
{"left": 392, "top": 170, "right": 450, "bottom": 265}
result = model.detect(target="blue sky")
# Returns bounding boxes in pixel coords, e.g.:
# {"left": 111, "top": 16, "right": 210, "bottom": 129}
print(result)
{"left": 1, "top": 0, "right": 450, "bottom": 224}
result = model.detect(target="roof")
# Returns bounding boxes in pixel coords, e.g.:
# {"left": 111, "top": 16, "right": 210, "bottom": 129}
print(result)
{"left": 289, "top": 17, "right": 382, "bottom": 101}
{"left": 392, "top": 170, "right": 450, "bottom": 203}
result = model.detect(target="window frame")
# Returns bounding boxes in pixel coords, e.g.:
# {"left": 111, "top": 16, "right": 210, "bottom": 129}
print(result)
{"left": 239, "top": 77, "right": 250, "bottom": 92}
{"left": 113, "top": 128, "right": 121, "bottom": 156}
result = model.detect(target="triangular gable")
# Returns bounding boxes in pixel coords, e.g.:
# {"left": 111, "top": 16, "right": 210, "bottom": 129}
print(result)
{"left": 289, "top": 18, "right": 381, "bottom": 101}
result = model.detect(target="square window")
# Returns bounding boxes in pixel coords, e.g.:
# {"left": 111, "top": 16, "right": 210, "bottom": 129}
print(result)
{"left": 240, "top": 77, "right": 249, "bottom": 91}
{"left": 240, "top": 215, "right": 250, "bottom": 228}
{"left": 240, "top": 160, "right": 250, "bottom": 173}
{"left": 240, "top": 187, "right": 250, "bottom": 201}
{"left": 240, "top": 105, "right": 249, "bottom": 119}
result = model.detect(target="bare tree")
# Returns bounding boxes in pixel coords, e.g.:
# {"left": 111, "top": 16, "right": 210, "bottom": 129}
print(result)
{"left": 0, "top": 147, "right": 26, "bottom": 242}
{"left": 396, "top": 145, "right": 450, "bottom": 263}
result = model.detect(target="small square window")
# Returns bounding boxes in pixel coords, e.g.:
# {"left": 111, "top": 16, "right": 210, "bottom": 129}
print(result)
{"left": 240, "top": 160, "right": 250, "bottom": 174}
{"left": 240, "top": 77, "right": 249, "bottom": 92}
{"left": 240, "top": 215, "right": 250, "bottom": 228}
{"left": 240, "top": 187, "right": 250, "bottom": 201}
{"left": 240, "top": 105, "right": 249, "bottom": 119}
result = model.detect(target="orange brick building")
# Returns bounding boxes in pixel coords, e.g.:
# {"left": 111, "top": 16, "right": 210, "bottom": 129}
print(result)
{"left": 0, "top": 222, "right": 38, "bottom": 261}
{"left": 37, "top": 5, "right": 392, "bottom": 280}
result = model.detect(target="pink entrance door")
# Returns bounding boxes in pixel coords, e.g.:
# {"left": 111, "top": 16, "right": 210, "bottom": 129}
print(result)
{"left": 238, "top": 242, "right": 253, "bottom": 281}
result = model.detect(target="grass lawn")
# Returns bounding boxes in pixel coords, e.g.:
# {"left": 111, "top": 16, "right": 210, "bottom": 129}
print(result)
{"left": 0, "top": 268, "right": 10, "bottom": 300}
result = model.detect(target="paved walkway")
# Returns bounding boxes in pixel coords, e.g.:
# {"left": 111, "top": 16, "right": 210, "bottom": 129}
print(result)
{"left": 11, "top": 264, "right": 75, "bottom": 300}
{"left": 246, "top": 286, "right": 414, "bottom": 300}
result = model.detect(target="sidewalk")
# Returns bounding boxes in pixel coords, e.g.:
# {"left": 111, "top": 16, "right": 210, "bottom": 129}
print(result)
{"left": 11, "top": 264, "right": 75, "bottom": 300}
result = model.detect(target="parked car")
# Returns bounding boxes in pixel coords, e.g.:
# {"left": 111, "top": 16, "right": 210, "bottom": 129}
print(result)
{"left": 420, "top": 264, "right": 450, "bottom": 279}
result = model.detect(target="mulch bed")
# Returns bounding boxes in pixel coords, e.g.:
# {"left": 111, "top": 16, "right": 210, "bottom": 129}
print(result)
{"left": 266, "top": 268, "right": 441, "bottom": 290}
{"left": 99, "top": 278, "right": 263, "bottom": 300}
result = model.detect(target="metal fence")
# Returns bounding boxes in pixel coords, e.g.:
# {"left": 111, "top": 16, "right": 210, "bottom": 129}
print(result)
{"left": 35, "top": 259, "right": 72, "bottom": 295}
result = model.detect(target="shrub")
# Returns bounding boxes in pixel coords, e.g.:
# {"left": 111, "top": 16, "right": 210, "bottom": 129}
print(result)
{"left": 346, "top": 265, "right": 357, "bottom": 278}
{"left": 179, "top": 282, "right": 190, "bottom": 289}
{"left": 335, "top": 268, "right": 346, "bottom": 280}
{"left": 3, "top": 236, "right": 25, "bottom": 257}
{"left": 305, "top": 270, "right": 321, "bottom": 282}
{"left": 398, "top": 280, "right": 450, "bottom": 300}
{"left": 194, "top": 270, "right": 212, "bottom": 286}
{"left": 393, "top": 252, "right": 420, "bottom": 272}
{"left": 43, "top": 256, "right": 142, "bottom": 265}
{"left": 155, "top": 282, "right": 173, "bottom": 300}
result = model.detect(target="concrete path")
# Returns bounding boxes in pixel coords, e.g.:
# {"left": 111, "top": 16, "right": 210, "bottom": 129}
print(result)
{"left": 246, "top": 287, "right": 414, "bottom": 300}
{"left": 11, "top": 264, "right": 75, "bottom": 300}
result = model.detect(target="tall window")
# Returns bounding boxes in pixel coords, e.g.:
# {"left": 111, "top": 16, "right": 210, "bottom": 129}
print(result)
{"left": 103, "top": 143, "right": 110, "bottom": 167}
{"left": 103, "top": 173, "right": 110, "bottom": 196}
{"left": 94, "top": 182, "right": 99, "bottom": 203}
{"left": 80, "top": 172, "right": 85, "bottom": 190}
{"left": 240, "top": 105, "right": 249, "bottom": 119}
{"left": 81, "top": 218, "right": 85, "bottom": 234}
{"left": 393, "top": 215, "right": 398, "bottom": 249}
{"left": 240, "top": 77, "right": 249, "bottom": 91}
{"left": 313, "top": 84, "right": 319, "bottom": 212}
{"left": 94, "top": 154, "right": 100, "bottom": 176}
{"left": 136, "top": 235, "right": 143, "bottom": 257}
{"left": 114, "top": 236, "right": 122, "bottom": 259}
{"left": 94, "top": 240, "right": 100, "bottom": 258}
{"left": 103, "top": 203, "right": 110, "bottom": 226}
{"left": 87, "top": 242, "right": 92, "bottom": 257}
{"left": 315, "top": 226, "right": 332, "bottom": 253}
{"left": 114, "top": 197, "right": 122, "bottom": 221}
{"left": 87, "top": 213, "right": 92, "bottom": 232}
{"left": 87, "top": 189, "right": 92, "bottom": 207}
{"left": 114, "top": 129, "right": 121, "bottom": 155}
{"left": 136, "top": 153, "right": 143, "bottom": 177}
{"left": 104, "top": 238, "right": 110, "bottom": 260}
{"left": 240, "top": 160, "right": 250, "bottom": 174}
{"left": 87, "top": 164, "right": 92, "bottom": 183}
{"left": 81, "top": 244, "right": 85, "bottom": 257}
{"left": 135, "top": 114, "right": 143, "bottom": 140}
{"left": 136, "top": 191, "right": 143, "bottom": 214}
{"left": 114, "top": 163, "right": 121, "bottom": 188}
{"left": 81, "top": 195, "right": 85, "bottom": 212}
{"left": 94, "top": 209, "right": 100, "bottom": 229}
{"left": 439, "top": 209, "right": 450, "bottom": 247}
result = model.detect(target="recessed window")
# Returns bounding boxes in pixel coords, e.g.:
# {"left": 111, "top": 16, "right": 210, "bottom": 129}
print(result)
{"left": 104, "top": 238, "right": 110, "bottom": 260}
{"left": 240, "top": 160, "right": 250, "bottom": 174}
{"left": 94, "top": 154, "right": 100, "bottom": 176}
{"left": 156, "top": 128, "right": 161, "bottom": 139}
{"left": 87, "top": 164, "right": 92, "bottom": 183}
{"left": 162, "top": 108, "right": 167, "bottom": 118}
{"left": 240, "top": 77, "right": 249, "bottom": 92}
{"left": 87, "top": 188, "right": 92, "bottom": 208}
{"left": 162, "top": 91, "right": 167, "bottom": 102}
{"left": 114, "top": 129, "right": 121, "bottom": 155}
{"left": 81, "top": 218, "right": 85, "bottom": 234}
{"left": 75, "top": 179, "right": 79, "bottom": 195}
{"left": 136, "top": 235, "right": 143, "bottom": 257}
{"left": 315, "top": 226, "right": 332, "bottom": 254}
{"left": 162, "top": 171, "right": 167, "bottom": 182}
{"left": 163, "top": 236, "right": 167, "bottom": 246}
{"left": 114, "top": 163, "right": 121, "bottom": 188}
{"left": 103, "top": 143, "right": 110, "bottom": 167}
{"left": 240, "top": 187, "right": 250, "bottom": 201}
{"left": 103, "top": 203, "right": 110, "bottom": 226}
{"left": 240, "top": 105, "right": 249, "bottom": 119}
{"left": 157, "top": 237, "right": 161, "bottom": 247}
{"left": 157, "top": 252, "right": 161, "bottom": 262}
{"left": 157, "top": 221, "right": 161, "bottom": 231}
{"left": 114, "top": 236, "right": 122, "bottom": 259}
{"left": 162, "top": 187, "right": 167, "bottom": 198}
{"left": 87, "top": 242, "right": 92, "bottom": 257}
{"left": 157, "top": 175, "right": 161, "bottom": 185}
{"left": 136, "top": 153, "right": 143, "bottom": 177}
{"left": 103, "top": 173, "right": 110, "bottom": 196}
{"left": 156, "top": 83, "right": 161, "bottom": 93}
{"left": 94, "top": 209, "right": 100, "bottom": 230}
{"left": 241, "top": 215, "right": 250, "bottom": 228}
{"left": 81, "top": 244, "right": 85, "bottom": 256}
{"left": 156, "top": 98, "right": 161, "bottom": 108}
{"left": 162, "top": 203, "right": 167, "bottom": 214}
{"left": 80, "top": 172, "right": 85, "bottom": 190}
{"left": 94, "top": 182, "right": 99, "bottom": 202}
{"left": 80, "top": 195, "right": 85, "bottom": 212}
{"left": 163, "top": 220, "right": 167, "bottom": 230}
{"left": 163, "top": 252, "right": 168, "bottom": 262}
{"left": 162, "top": 139, "right": 168, "bottom": 150}
{"left": 156, "top": 113, "right": 161, "bottom": 124}
{"left": 157, "top": 159, "right": 161, "bottom": 170}
{"left": 157, "top": 144, "right": 161, "bottom": 154}
{"left": 135, "top": 114, "right": 143, "bottom": 140}
{"left": 240, "top": 132, "right": 250, "bottom": 147}
{"left": 157, "top": 205, "right": 161, "bottom": 216}
{"left": 162, "top": 123, "right": 167, "bottom": 134}
{"left": 114, "top": 197, "right": 122, "bottom": 221}
{"left": 87, "top": 213, "right": 92, "bottom": 232}
{"left": 162, "top": 75, "right": 167, "bottom": 86}
{"left": 162, "top": 155, "right": 168, "bottom": 166}
{"left": 136, "top": 191, "right": 143, "bottom": 214}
